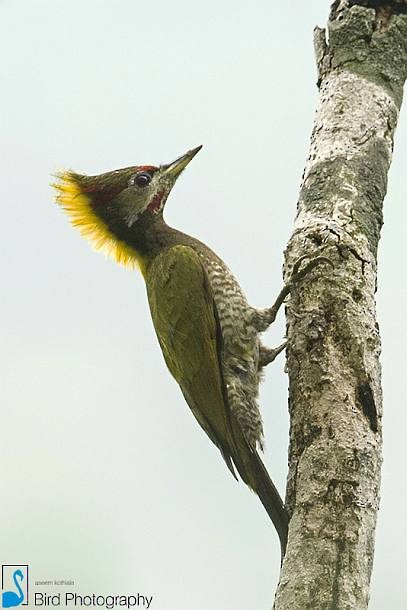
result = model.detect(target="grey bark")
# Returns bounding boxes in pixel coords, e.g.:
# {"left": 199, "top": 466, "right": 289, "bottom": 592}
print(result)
{"left": 273, "top": 3, "right": 407, "bottom": 610}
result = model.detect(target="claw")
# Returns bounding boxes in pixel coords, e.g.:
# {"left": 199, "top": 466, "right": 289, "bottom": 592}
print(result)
{"left": 262, "top": 255, "right": 333, "bottom": 328}
{"left": 259, "top": 341, "right": 287, "bottom": 368}
{"left": 289, "top": 255, "right": 334, "bottom": 285}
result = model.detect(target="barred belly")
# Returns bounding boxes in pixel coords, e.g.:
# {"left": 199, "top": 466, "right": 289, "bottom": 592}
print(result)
{"left": 198, "top": 251, "right": 265, "bottom": 450}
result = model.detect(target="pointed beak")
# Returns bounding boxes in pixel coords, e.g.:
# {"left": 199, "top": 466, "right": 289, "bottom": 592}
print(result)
{"left": 162, "top": 145, "right": 202, "bottom": 179}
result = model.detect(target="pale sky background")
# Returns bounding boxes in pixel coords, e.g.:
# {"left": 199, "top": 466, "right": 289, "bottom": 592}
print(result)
{"left": 1, "top": 1, "right": 406, "bottom": 609}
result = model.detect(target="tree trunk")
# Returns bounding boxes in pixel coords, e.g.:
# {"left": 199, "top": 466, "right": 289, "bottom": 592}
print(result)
{"left": 273, "top": 2, "right": 407, "bottom": 609}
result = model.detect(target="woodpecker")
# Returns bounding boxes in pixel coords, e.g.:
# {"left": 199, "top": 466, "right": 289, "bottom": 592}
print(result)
{"left": 54, "top": 146, "right": 296, "bottom": 555}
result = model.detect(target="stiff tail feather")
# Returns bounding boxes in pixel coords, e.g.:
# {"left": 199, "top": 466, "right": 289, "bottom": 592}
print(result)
{"left": 230, "top": 421, "right": 288, "bottom": 560}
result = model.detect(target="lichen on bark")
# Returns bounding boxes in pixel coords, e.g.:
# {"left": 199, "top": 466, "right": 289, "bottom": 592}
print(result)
{"left": 273, "top": 2, "right": 407, "bottom": 609}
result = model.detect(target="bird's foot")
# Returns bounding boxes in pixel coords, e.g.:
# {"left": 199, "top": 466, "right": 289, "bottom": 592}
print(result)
{"left": 258, "top": 341, "right": 287, "bottom": 368}
{"left": 289, "top": 254, "right": 333, "bottom": 286}
{"left": 258, "top": 255, "right": 333, "bottom": 329}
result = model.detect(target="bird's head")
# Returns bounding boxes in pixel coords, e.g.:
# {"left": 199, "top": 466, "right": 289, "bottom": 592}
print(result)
{"left": 53, "top": 145, "right": 201, "bottom": 270}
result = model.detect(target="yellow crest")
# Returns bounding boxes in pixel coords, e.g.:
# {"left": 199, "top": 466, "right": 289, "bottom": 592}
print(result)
{"left": 53, "top": 172, "right": 146, "bottom": 274}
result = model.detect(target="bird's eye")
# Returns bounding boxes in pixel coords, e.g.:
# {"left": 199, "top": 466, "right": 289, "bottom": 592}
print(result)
{"left": 133, "top": 172, "right": 152, "bottom": 188}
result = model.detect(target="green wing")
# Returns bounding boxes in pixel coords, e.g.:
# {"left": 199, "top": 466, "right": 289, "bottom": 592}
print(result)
{"left": 146, "top": 244, "right": 237, "bottom": 475}
{"left": 146, "top": 244, "right": 288, "bottom": 554}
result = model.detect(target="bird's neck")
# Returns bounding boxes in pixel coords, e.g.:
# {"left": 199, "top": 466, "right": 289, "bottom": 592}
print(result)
{"left": 125, "top": 215, "right": 193, "bottom": 272}
{"left": 119, "top": 214, "right": 217, "bottom": 277}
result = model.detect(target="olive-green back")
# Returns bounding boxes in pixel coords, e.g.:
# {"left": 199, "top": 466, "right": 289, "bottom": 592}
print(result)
{"left": 146, "top": 244, "right": 236, "bottom": 472}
